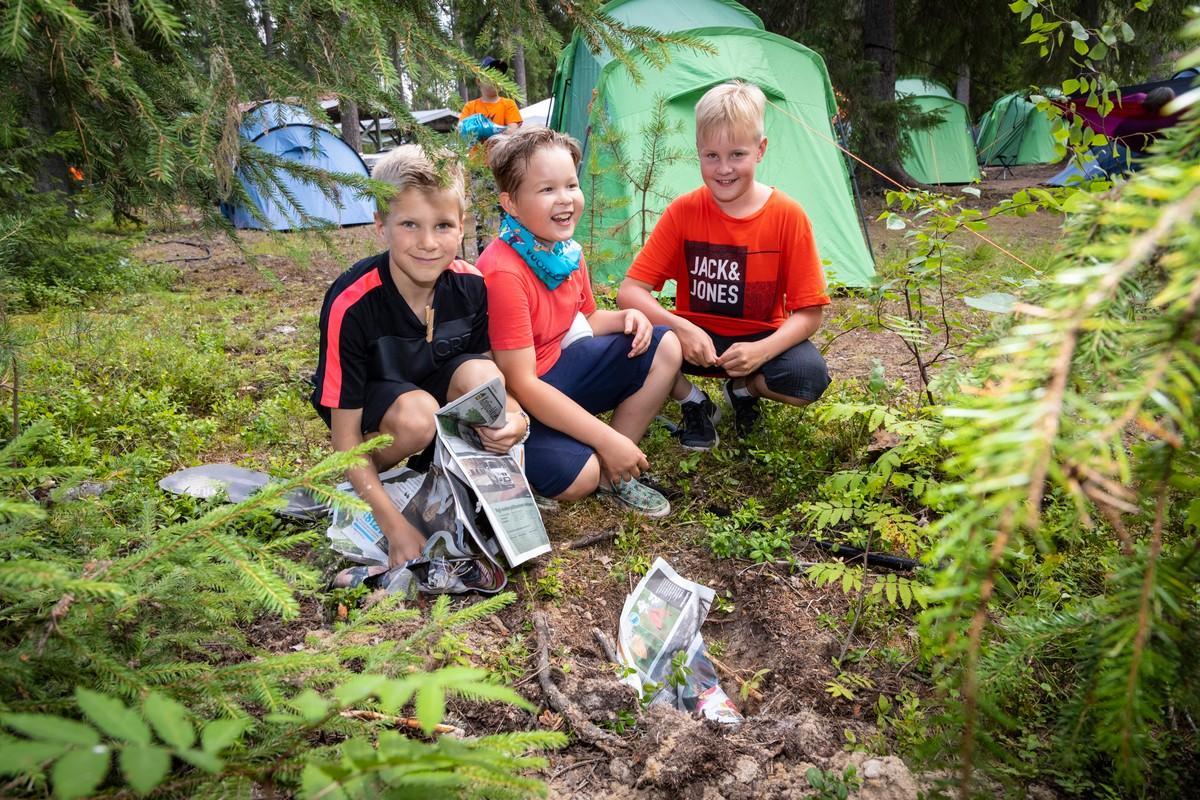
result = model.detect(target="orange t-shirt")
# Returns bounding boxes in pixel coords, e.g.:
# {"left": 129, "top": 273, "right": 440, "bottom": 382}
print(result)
{"left": 459, "top": 97, "right": 522, "bottom": 127}
{"left": 626, "top": 187, "right": 830, "bottom": 337}
{"left": 477, "top": 240, "right": 597, "bottom": 376}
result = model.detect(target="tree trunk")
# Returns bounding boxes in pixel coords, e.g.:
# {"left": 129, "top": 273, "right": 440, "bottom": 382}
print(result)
{"left": 390, "top": 36, "right": 407, "bottom": 107}
{"left": 513, "top": 27, "right": 528, "bottom": 102}
{"left": 260, "top": 3, "right": 274, "bottom": 55}
{"left": 341, "top": 99, "right": 361, "bottom": 152}
{"left": 861, "top": 0, "right": 919, "bottom": 188}
{"left": 956, "top": 62, "right": 970, "bottom": 109}
{"left": 449, "top": 0, "right": 470, "bottom": 104}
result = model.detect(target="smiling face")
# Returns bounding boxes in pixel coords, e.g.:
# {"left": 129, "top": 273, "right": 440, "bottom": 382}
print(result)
{"left": 498, "top": 145, "right": 584, "bottom": 245}
{"left": 697, "top": 128, "right": 768, "bottom": 214}
{"left": 375, "top": 187, "right": 464, "bottom": 296}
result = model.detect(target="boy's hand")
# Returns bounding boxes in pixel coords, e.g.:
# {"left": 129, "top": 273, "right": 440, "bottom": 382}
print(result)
{"left": 623, "top": 309, "right": 654, "bottom": 357}
{"left": 475, "top": 415, "right": 526, "bottom": 453}
{"left": 718, "top": 341, "right": 770, "bottom": 377}
{"left": 382, "top": 518, "right": 425, "bottom": 568}
{"left": 596, "top": 429, "right": 650, "bottom": 485}
{"left": 676, "top": 320, "right": 719, "bottom": 367}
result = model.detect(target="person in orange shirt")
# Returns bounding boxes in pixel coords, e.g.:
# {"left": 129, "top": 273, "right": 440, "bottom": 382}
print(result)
{"left": 459, "top": 55, "right": 522, "bottom": 133}
{"left": 617, "top": 81, "right": 831, "bottom": 449}
{"left": 460, "top": 56, "right": 523, "bottom": 258}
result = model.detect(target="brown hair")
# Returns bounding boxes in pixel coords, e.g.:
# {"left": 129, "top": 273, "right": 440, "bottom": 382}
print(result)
{"left": 486, "top": 125, "right": 582, "bottom": 195}
{"left": 371, "top": 144, "right": 466, "bottom": 215}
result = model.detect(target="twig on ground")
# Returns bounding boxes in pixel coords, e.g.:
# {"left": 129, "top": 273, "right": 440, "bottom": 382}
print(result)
{"left": 340, "top": 709, "right": 464, "bottom": 737}
{"left": 550, "top": 757, "right": 607, "bottom": 780}
{"left": 533, "top": 611, "right": 622, "bottom": 756}
{"left": 592, "top": 627, "right": 619, "bottom": 664}
{"left": 155, "top": 240, "right": 213, "bottom": 263}
{"left": 566, "top": 528, "right": 618, "bottom": 550}
{"left": 708, "top": 655, "right": 765, "bottom": 702}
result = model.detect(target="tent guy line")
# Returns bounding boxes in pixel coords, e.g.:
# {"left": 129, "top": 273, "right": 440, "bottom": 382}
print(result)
{"left": 763, "top": 96, "right": 1041, "bottom": 276}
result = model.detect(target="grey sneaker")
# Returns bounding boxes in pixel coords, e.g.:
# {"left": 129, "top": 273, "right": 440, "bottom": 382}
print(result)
{"left": 723, "top": 380, "right": 761, "bottom": 438}
{"left": 597, "top": 478, "right": 671, "bottom": 518}
{"left": 678, "top": 394, "right": 721, "bottom": 451}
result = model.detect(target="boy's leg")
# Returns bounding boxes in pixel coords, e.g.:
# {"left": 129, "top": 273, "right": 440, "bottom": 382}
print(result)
{"left": 366, "top": 386, "right": 440, "bottom": 471}
{"left": 444, "top": 355, "right": 502, "bottom": 400}
{"left": 609, "top": 329, "right": 682, "bottom": 442}
{"left": 744, "top": 339, "right": 830, "bottom": 406}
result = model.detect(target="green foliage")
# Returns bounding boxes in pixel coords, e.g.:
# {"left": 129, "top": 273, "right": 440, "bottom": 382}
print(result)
{"left": 804, "top": 764, "right": 862, "bottom": 800}
{"left": 916, "top": 14, "right": 1200, "bottom": 795}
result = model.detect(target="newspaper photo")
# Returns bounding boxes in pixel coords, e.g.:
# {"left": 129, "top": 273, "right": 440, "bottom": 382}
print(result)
{"left": 433, "top": 378, "right": 550, "bottom": 567}
{"left": 617, "top": 558, "right": 742, "bottom": 725}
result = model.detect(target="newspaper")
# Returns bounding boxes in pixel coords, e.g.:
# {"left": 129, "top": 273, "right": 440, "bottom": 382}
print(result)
{"left": 617, "top": 558, "right": 742, "bottom": 725}
{"left": 433, "top": 378, "right": 550, "bottom": 567}
{"left": 324, "top": 377, "right": 548, "bottom": 594}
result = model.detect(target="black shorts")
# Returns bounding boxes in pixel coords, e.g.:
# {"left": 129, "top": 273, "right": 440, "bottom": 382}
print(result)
{"left": 360, "top": 352, "right": 490, "bottom": 434}
{"left": 682, "top": 329, "right": 830, "bottom": 402}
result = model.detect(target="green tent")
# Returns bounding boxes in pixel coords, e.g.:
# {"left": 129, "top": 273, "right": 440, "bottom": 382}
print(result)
{"left": 549, "top": 0, "right": 762, "bottom": 145}
{"left": 560, "top": 26, "right": 875, "bottom": 288}
{"left": 976, "top": 91, "right": 1062, "bottom": 167}
{"left": 895, "top": 78, "right": 980, "bottom": 185}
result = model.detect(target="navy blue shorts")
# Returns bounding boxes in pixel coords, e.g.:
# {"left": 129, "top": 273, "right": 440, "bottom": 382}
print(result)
{"left": 525, "top": 326, "right": 670, "bottom": 498}
{"left": 682, "top": 329, "right": 830, "bottom": 402}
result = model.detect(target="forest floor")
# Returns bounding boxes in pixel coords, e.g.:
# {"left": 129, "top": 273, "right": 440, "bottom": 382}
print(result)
{"left": 41, "top": 163, "right": 1067, "bottom": 799}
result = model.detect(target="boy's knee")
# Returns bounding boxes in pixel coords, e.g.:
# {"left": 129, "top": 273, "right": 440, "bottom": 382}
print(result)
{"left": 449, "top": 357, "right": 502, "bottom": 395}
{"left": 379, "top": 390, "right": 439, "bottom": 443}
{"left": 553, "top": 456, "right": 600, "bottom": 501}
{"left": 762, "top": 344, "right": 830, "bottom": 404}
{"left": 651, "top": 328, "right": 682, "bottom": 369}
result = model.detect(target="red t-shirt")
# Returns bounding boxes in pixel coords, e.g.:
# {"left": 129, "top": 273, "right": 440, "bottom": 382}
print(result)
{"left": 477, "top": 240, "right": 597, "bottom": 376}
{"left": 626, "top": 187, "right": 830, "bottom": 337}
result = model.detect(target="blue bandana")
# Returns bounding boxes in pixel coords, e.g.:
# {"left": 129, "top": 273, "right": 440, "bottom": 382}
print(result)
{"left": 497, "top": 213, "right": 582, "bottom": 290}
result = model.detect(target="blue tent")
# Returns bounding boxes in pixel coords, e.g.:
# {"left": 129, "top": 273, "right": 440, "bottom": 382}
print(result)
{"left": 222, "top": 103, "right": 375, "bottom": 231}
{"left": 1046, "top": 142, "right": 1144, "bottom": 186}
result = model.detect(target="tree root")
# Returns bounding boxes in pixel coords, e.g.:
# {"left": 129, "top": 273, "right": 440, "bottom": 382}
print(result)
{"left": 565, "top": 528, "right": 618, "bottom": 550}
{"left": 533, "top": 611, "right": 623, "bottom": 756}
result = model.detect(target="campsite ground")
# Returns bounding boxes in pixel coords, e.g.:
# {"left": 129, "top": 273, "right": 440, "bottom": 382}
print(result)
{"left": 20, "top": 163, "right": 1066, "bottom": 798}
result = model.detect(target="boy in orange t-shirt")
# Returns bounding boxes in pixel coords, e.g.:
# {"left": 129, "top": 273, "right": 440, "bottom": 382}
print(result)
{"left": 617, "top": 81, "right": 831, "bottom": 447}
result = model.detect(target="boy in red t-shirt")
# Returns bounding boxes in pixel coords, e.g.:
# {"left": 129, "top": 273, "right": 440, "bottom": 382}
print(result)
{"left": 617, "top": 81, "right": 831, "bottom": 448}
{"left": 477, "top": 127, "right": 682, "bottom": 516}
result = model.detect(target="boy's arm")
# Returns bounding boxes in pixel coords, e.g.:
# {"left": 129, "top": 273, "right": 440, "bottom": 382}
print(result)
{"left": 718, "top": 306, "right": 824, "bottom": 378}
{"left": 492, "top": 346, "right": 649, "bottom": 484}
{"left": 329, "top": 408, "right": 425, "bottom": 567}
{"left": 617, "top": 278, "right": 718, "bottom": 367}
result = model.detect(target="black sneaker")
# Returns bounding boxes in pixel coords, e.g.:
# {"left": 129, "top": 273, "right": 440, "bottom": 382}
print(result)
{"left": 678, "top": 394, "right": 721, "bottom": 450}
{"left": 723, "top": 380, "right": 761, "bottom": 438}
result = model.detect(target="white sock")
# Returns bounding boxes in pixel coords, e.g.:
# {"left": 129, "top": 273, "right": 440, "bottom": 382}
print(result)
{"left": 681, "top": 384, "right": 706, "bottom": 405}
{"left": 731, "top": 381, "right": 753, "bottom": 399}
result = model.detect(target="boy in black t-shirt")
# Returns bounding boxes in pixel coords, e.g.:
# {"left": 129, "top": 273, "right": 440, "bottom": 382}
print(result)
{"left": 313, "top": 145, "right": 529, "bottom": 565}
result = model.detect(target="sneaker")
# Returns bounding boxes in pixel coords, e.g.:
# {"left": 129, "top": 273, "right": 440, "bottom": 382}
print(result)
{"left": 723, "top": 380, "right": 761, "bottom": 438}
{"left": 597, "top": 478, "right": 671, "bottom": 518}
{"left": 678, "top": 394, "right": 721, "bottom": 451}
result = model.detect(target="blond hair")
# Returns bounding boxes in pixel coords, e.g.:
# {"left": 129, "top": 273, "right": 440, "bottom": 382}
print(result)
{"left": 695, "top": 81, "right": 765, "bottom": 144}
{"left": 486, "top": 125, "right": 582, "bottom": 195}
{"left": 370, "top": 144, "right": 466, "bottom": 215}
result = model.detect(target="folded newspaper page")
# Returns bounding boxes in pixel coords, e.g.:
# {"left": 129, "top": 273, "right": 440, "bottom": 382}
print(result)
{"left": 433, "top": 378, "right": 550, "bottom": 567}
{"left": 617, "top": 558, "right": 742, "bottom": 725}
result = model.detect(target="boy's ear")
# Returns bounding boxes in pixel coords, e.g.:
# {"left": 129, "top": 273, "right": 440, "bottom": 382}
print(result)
{"left": 373, "top": 211, "right": 387, "bottom": 241}
{"left": 757, "top": 136, "right": 768, "bottom": 162}
{"left": 498, "top": 191, "right": 516, "bottom": 217}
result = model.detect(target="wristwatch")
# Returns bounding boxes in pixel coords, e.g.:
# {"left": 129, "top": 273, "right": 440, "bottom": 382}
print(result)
{"left": 518, "top": 410, "right": 532, "bottom": 444}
